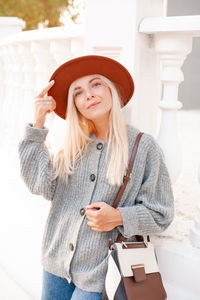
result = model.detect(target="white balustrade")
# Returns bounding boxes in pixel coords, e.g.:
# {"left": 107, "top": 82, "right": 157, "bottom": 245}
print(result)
{"left": 0, "top": 24, "right": 84, "bottom": 142}
{"left": 139, "top": 16, "right": 200, "bottom": 249}
{"left": 139, "top": 16, "right": 200, "bottom": 184}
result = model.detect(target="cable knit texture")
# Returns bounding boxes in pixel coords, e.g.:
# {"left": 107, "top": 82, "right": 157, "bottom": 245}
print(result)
{"left": 18, "top": 123, "right": 174, "bottom": 293}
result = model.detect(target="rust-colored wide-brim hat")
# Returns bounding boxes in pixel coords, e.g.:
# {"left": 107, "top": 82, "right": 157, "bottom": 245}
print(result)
{"left": 48, "top": 55, "right": 134, "bottom": 119}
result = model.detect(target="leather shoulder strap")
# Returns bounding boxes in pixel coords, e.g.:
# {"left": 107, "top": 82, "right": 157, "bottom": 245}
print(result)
{"left": 112, "top": 132, "right": 144, "bottom": 209}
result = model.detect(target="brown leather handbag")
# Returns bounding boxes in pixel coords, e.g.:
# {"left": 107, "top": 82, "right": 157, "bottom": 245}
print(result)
{"left": 102, "top": 132, "right": 167, "bottom": 300}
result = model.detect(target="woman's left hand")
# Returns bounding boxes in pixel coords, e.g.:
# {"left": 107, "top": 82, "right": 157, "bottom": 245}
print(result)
{"left": 85, "top": 202, "right": 123, "bottom": 232}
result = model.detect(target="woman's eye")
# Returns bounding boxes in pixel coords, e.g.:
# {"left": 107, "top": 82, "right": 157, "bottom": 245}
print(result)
{"left": 75, "top": 91, "right": 82, "bottom": 97}
{"left": 93, "top": 82, "right": 101, "bottom": 87}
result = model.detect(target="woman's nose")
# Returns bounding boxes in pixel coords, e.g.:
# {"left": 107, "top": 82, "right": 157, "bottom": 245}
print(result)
{"left": 85, "top": 87, "right": 94, "bottom": 100}
{"left": 86, "top": 88, "right": 94, "bottom": 100}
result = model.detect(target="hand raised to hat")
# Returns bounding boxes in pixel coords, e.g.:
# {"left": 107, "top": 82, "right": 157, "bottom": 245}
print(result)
{"left": 33, "top": 80, "right": 56, "bottom": 128}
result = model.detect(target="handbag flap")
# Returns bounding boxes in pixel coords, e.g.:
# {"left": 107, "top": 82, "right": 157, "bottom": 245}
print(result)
{"left": 114, "top": 242, "right": 159, "bottom": 277}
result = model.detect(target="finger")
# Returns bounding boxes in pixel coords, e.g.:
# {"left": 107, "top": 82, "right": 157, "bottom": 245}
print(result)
{"left": 34, "top": 100, "right": 52, "bottom": 105}
{"left": 34, "top": 99, "right": 55, "bottom": 107}
{"left": 41, "top": 96, "right": 55, "bottom": 101}
{"left": 34, "top": 96, "right": 53, "bottom": 101}
{"left": 88, "top": 223, "right": 100, "bottom": 231}
{"left": 87, "top": 221, "right": 95, "bottom": 227}
{"left": 91, "top": 227, "right": 102, "bottom": 232}
{"left": 35, "top": 102, "right": 54, "bottom": 109}
{"left": 86, "top": 202, "right": 103, "bottom": 210}
{"left": 35, "top": 103, "right": 55, "bottom": 115}
{"left": 36, "top": 80, "right": 55, "bottom": 98}
{"left": 85, "top": 209, "right": 98, "bottom": 217}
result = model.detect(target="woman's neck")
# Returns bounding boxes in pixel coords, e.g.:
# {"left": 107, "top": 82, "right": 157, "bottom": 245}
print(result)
{"left": 93, "top": 115, "right": 109, "bottom": 141}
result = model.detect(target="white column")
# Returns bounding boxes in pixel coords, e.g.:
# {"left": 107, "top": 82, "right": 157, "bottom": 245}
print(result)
{"left": 154, "top": 33, "right": 193, "bottom": 183}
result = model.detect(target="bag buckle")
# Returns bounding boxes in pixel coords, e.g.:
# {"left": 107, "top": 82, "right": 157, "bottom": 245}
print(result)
{"left": 131, "top": 264, "right": 147, "bottom": 282}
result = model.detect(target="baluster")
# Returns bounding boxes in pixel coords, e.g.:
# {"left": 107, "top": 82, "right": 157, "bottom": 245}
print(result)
{"left": 50, "top": 39, "right": 72, "bottom": 66}
{"left": 31, "top": 41, "right": 57, "bottom": 147}
{"left": 31, "top": 40, "right": 56, "bottom": 91}
{"left": 154, "top": 33, "right": 193, "bottom": 183}
{"left": 6, "top": 43, "right": 25, "bottom": 144}
{"left": 18, "top": 42, "right": 36, "bottom": 132}
{"left": 0, "top": 45, "right": 14, "bottom": 143}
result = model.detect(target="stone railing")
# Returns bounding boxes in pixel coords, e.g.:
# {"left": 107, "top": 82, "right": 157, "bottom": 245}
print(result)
{"left": 0, "top": 23, "right": 84, "bottom": 149}
{"left": 139, "top": 15, "right": 200, "bottom": 250}
{"left": 0, "top": 18, "right": 85, "bottom": 300}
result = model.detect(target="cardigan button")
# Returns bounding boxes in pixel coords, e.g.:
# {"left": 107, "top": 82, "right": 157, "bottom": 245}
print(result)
{"left": 90, "top": 174, "right": 96, "bottom": 181}
{"left": 80, "top": 208, "right": 85, "bottom": 216}
{"left": 69, "top": 243, "right": 74, "bottom": 251}
{"left": 96, "top": 143, "right": 103, "bottom": 150}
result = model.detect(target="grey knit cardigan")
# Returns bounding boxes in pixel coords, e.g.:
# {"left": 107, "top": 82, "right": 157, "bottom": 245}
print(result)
{"left": 18, "top": 123, "right": 174, "bottom": 293}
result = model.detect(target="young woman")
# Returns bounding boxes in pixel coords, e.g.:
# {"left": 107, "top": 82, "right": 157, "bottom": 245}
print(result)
{"left": 18, "top": 55, "right": 174, "bottom": 300}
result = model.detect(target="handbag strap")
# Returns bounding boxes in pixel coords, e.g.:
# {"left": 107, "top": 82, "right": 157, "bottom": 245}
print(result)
{"left": 111, "top": 131, "right": 148, "bottom": 245}
{"left": 112, "top": 132, "right": 144, "bottom": 209}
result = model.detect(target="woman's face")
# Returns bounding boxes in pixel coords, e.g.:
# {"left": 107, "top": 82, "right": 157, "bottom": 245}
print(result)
{"left": 73, "top": 75, "right": 112, "bottom": 122}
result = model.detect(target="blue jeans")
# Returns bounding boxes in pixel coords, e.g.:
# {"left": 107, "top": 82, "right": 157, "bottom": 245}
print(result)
{"left": 41, "top": 270, "right": 102, "bottom": 300}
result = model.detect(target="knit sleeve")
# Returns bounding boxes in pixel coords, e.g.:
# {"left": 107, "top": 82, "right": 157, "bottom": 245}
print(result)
{"left": 117, "top": 136, "right": 174, "bottom": 238}
{"left": 18, "top": 123, "right": 57, "bottom": 201}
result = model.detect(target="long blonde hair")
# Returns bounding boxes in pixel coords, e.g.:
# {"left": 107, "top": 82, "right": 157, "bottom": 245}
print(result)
{"left": 52, "top": 74, "right": 129, "bottom": 186}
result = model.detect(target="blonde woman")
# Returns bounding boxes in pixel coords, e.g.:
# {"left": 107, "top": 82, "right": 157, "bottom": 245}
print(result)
{"left": 18, "top": 55, "right": 174, "bottom": 300}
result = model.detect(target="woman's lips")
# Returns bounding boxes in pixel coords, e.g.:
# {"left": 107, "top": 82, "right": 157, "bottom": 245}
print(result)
{"left": 87, "top": 101, "right": 101, "bottom": 109}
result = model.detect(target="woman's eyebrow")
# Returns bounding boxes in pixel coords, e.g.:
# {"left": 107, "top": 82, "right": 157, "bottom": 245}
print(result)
{"left": 89, "top": 77, "right": 101, "bottom": 83}
{"left": 74, "top": 77, "right": 101, "bottom": 91}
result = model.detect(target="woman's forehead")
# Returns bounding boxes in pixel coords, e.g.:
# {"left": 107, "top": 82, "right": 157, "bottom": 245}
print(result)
{"left": 74, "top": 74, "right": 101, "bottom": 86}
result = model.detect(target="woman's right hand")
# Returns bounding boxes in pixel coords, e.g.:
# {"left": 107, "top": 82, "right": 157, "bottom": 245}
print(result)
{"left": 33, "top": 80, "right": 56, "bottom": 128}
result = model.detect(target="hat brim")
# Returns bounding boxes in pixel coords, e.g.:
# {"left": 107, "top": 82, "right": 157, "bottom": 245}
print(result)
{"left": 47, "top": 55, "right": 134, "bottom": 119}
